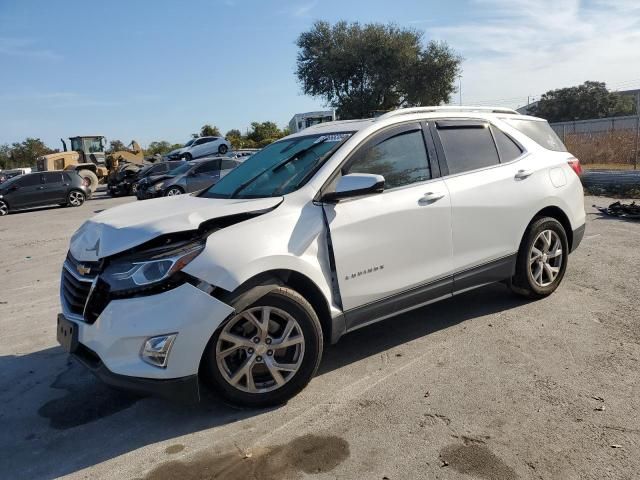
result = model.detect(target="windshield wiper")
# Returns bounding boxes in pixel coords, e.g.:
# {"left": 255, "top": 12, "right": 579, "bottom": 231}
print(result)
{"left": 229, "top": 137, "right": 328, "bottom": 198}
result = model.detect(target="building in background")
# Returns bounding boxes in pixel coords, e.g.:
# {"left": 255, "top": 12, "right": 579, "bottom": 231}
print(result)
{"left": 289, "top": 110, "right": 336, "bottom": 133}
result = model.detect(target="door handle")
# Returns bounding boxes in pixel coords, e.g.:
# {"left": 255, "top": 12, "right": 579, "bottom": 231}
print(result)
{"left": 515, "top": 169, "right": 534, "bottom": 180}
{"left": 37, "top": 186, "right": 45, "bottom": 190}
{"left": 419, "top": 192, "right": 445, "bottom": 204}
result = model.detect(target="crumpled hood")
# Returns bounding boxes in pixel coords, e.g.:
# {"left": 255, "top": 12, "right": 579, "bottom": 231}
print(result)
{"left": 69, "top": 195, "right": 283, "bottom": 262}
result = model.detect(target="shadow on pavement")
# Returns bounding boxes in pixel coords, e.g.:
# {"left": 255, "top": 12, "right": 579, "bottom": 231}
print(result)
{"left": 0, "top": 283, "right": 526, "bottom": 479}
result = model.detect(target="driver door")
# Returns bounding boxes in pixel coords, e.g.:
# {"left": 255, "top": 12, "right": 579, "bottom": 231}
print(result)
{"left": 187, "top": 159, "right": 221, "bottom": 191}
{"left": 322, "top": 122, "right": 453, "bottom": 329}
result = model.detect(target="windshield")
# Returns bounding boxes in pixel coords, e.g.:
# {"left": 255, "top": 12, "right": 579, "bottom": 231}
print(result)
{"left": 168, "top": 162, "right": 193, "bottom": 176}
{"left": 200, "top": 132, "right": 352, "bottom": 199}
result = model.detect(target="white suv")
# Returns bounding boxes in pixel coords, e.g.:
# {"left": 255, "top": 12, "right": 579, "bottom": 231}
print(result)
{"left": 57, "top": 107, "right": 585, "bottom": 406}
{"left": 167, "top": 136, "right": 231, "bottom": 160}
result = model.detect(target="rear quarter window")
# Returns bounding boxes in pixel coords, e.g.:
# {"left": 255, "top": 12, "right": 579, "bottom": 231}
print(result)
{"left": 503, "top": 118, "right": 567, "bottom": 152}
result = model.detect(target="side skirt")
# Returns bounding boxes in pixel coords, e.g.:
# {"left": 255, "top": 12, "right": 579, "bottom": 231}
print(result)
{"left": 341, "top": 254, "right": 517, "bottom": 334}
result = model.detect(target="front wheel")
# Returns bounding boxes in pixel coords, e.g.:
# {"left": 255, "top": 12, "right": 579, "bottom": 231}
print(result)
{"left": 181, "top": 152, "right": 192, "bottom": 160}
{"left": 201, "top": 287, "right": 323, "bottom": 407}
{"left": 165, "top": 187, "right": 183, "bottom": 196}
{"left": 510, "top": 217, "right": 568, "bottom": 299}
{"left": 67, "top": 190, "right": 85, "bottom": 207}
{"left": 0, "top": 200, "right": 8, "bottom": 216}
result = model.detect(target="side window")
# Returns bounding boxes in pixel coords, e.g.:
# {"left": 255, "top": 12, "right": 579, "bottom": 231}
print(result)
{"left": 196, "top": 160, "right": 220, "bottom": 173}
{"left": 17, "top": 174, "right": 41, "bottom": 187}
{"left": 491, "top": 126, "right": 522, "bottom": 162}
{"left": 43, "top": 172, "right": 63, "bottom": 184}
{"left": 345, "top": 129, "right": 431, "bottom": 189}
{"left": 193, "top": 138, "right": 204, "bottom": 146}
{"left": 221, "top": 159, "right": 237, "bottom": 170}
{"left": 436, "top": 123, "right": 500, "bottom": 175}
{"left": 63, "top": 173, "right": 74, "bottom": 183}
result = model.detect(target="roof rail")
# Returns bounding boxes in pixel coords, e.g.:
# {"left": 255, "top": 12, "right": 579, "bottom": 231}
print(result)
{"left": 375, "top": 106, "right": 520, "bottom": 121}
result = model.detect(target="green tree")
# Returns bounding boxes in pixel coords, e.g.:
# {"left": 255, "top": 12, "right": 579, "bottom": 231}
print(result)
{"left": 107, "top": 139, "right": 127, "bottom": 153}
{"left": 296, "top": 21, "right": 462, "bottom": 119}
{"left": 200, "top": 124, "right": 221, "bottom": 137}
{"left": 531, "top": 81, "right": 637, "bottom": 122}
{"left": 7, "top": 138, "right": 55, "bottom": 168}
{"left": 225, "top": 129, "right": 243, "bottom": 149}
{"left": 246, "top": 121, "right": 285, "bottom": 147}
{"left": 0, "top": 144, "right": 12, "bottom": 170}
{"left": 145, "top": 141, "right": 178, "bottom": 156}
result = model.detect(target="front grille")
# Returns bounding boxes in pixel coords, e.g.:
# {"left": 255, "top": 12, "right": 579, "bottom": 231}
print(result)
{"left": 61, "top": 264, "right": 94, "bottom": 317}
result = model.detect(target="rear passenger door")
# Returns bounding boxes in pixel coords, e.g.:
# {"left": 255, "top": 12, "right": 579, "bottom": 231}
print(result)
{"left": 187, "top": 159, "right": 221, "bottom": 191}
{"left": 432, "top": 120, "right": 536, "bottom": 289}
{"left": 220, "top": 159, "right": 238, "bottom": 178}
{"left": 41, "top": 172, "right": 67, "bottom": 204}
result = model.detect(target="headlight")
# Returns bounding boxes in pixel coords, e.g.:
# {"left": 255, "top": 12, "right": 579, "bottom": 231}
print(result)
{"left": 101, "top": 241, "right": 204, "bottom": 293}
{"left": 153, "top": 181, "right": 165, "bottom": 191}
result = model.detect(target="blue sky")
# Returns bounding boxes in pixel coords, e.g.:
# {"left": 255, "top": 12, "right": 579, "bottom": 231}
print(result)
{"left": 1, "top": 0, "right": 639, "bottom": 148}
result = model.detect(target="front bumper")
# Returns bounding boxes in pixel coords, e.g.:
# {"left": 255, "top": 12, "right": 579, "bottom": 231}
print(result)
{"left": 73, "top": 343, "right": 200, "bottom": 403}
{"left": 135, "top": 187, "right": 162, "bottom": 200}
{"left": 59, "top": 282, "right": 234, "bottom": 400}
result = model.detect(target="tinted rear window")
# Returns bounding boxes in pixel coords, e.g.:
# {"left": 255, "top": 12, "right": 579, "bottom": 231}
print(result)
{"left": 491, "top": 126, "right": 523, "bottom": 162}
{"left": 437, "top": 123, "right": 500, "bottom": 175}
{"left": 43, "top": 172, "right": 63, "bottom": 184}
{"left": 503, "top": 118, "right": 567, "bottom": 152}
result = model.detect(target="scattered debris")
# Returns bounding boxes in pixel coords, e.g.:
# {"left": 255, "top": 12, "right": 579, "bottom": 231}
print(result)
{"left": 595, "top": 201, "right": 640, "bottom": 219}
{"left": 610, "top": 444, "right": 623, "bottom": 449}
{"left": 424, "top": 391, "right": 430, "bottom": 398}
{"left": 440, "top": 459, "right": 449, "bottom": 467}
{"left": 591, "top": 395, "right": 604, "bottom": 402}
{"left": 595, "top": 405, "right": 606, "bottom": 411}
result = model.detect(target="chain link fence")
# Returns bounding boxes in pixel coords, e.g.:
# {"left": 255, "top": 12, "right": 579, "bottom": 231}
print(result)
{"left": 550, "top": 115, "right": 640, "bottom": 170}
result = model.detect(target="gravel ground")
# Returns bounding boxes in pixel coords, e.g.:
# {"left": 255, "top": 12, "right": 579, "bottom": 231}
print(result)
{"left": 0, "top": 192, "right": 639, "bottom": 480}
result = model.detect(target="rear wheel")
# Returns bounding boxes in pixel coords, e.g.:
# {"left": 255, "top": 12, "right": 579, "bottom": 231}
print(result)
{"left": 165, "top": 187, "right": 183, "bottom": 196}
{"left": 181, "top": 152, "right": 192, "bottom": 160}
{"left": 67, "top": 190, "right": 85, "bottom": 207}
{"left": 0, "top": 200, "right": 8, "bottom": 216}
{"left": 510, "top": 217, "right": 568, "bottom": 298}
{"left": 78, "top": 169, "right": 98, "bottom": 193}
{"left": 201, "top": 287, "right": 323, "bottom": 407}
{"left": 218, "top": 143, "right": 229, "bottom": 155}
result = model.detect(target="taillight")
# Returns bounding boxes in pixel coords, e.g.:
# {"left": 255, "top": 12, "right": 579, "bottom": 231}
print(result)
{"left": 567, "top": 156, "right": 583, "bottom": 176}
{"left": 82, "top": 178, "right": 90, "bottom": 187}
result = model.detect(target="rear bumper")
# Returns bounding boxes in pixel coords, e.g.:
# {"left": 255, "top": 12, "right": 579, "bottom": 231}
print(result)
{"left": 72, "top": 344, "right": 200, "bottom": 404}
{"left": 571, "top": 223, "right": 586, "bottom": 253}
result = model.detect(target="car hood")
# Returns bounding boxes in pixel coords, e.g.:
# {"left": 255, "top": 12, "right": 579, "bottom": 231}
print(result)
{"left": 142, "top": 174, "right": 173, "bottom": 185}
{"left": 69, "top": 195, "right": 283, "bottom": 261}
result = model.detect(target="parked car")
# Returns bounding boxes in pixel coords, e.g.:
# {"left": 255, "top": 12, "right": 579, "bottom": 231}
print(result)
{"left": 0, "top": 170, "right": 89, "bottom": 215}
{"left": 108, "top": 161, "right": 184, "bottom": 196}
{"left": 0, "top": 169, "right": 24, "bottom": 184}
{"left": 57, "top": 107, "right": 585, "bottom": 407}
{"left": 166, "top": 137, "right": 231, "bottom": 160}
{"left": 135, "top": 157, "right": 240, "bottom": 200}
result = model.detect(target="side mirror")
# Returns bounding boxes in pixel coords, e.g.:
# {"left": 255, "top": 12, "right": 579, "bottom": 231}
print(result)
{"left": 322, "top": 173, "right": 385, "bottom": 202}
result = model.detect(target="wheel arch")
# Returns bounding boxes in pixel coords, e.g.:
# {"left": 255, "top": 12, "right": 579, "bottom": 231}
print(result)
{"left": 530, "top": 205, "right": 574, "bottom": 250}
{"left": 214, "top": 269, "right": 335, "bottom": 347}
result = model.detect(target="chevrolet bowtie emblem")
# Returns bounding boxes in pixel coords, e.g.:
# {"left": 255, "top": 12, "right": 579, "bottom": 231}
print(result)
{"left": 76, "top": 264, "right": 91, "bottom": 275}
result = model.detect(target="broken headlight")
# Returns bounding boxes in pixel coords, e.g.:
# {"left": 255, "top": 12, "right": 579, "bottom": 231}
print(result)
{"left": 101, "top": 241, "right": 204, "bottom": 293}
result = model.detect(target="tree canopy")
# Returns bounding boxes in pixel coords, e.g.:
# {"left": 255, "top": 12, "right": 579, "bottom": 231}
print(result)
{"left": 531, "top": 81, "right": 637, "bottom": 122}
{"left": 200, "top": 124, "right": 221, "bottom": 137}
{"left": 295, "top": 21, "right": 462, "bottom": 119}
{"left": 0, "top": 138, "right": 56, "bottom": 170}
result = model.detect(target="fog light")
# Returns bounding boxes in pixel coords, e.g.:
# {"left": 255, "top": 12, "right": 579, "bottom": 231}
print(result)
{"left": 141, "top": 333, "right": 177, "bottom": 368}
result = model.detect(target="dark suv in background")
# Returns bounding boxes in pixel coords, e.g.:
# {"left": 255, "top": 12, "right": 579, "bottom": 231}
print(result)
{"left": 135, "top": 157, "right": 241, "bottom": 199}
{"left": 0, "top": 171, "right": 89, "bottom": 216}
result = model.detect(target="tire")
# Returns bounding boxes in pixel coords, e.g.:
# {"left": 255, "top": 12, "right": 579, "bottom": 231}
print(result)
{"left": 181, "top": 152, "right": 192, "bottom": 161}
{"left": 78, "top": 169, "right": 99, "bottom": 193}
{"left": 0, "top": 200, "right": 8, "bottom": 216}
{"left": 165, "top": 187, "right": 183, "bottom": 196}
{"left": 201, "top": 287, "right": 323, "bottom": 408}
{"left": 67, "top": 190, "right": 85, "bottom": 207}
{"left": 510, "top": 217, "right": 568, "bottom": 299}
{"left": 131, "top": 183, "right": 138, "bottom": 194}
{"left": 218, "top": 143, "right": 229, "bottom": 155}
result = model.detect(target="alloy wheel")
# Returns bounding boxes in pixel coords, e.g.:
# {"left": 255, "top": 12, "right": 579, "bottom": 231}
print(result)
{"left": 69, "top": 191, "right": 84, "bottom": 206}
{"left": 529, "top": 229, "right": 563, "bottom": 287}
{"left": 215, "top": 306, "right": 305, "bottom": 394}
{"left": 0, "top": 201, "right": 8, "bottom": 216}
{"left": 166, "top": 188, "right": 182, "bottom": 196}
